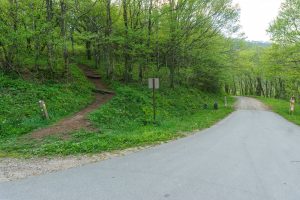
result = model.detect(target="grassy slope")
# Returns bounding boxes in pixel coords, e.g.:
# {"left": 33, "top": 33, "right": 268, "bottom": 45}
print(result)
{"left": 1, "top": 81, "right": 234, "bottom": 157}
{"left": 257, "top": 97, "right": 300, "bottom": 126}
{"left": 0, "top": 65, "right": 94, "bottom": 138}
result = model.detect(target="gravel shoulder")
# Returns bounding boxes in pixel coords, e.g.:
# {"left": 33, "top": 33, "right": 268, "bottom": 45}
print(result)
{"left": 0, "top": 147, "right": 149, "bottom": 183}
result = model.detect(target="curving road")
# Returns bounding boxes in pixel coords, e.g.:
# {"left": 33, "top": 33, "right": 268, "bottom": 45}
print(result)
{"left": 1, "top": 97, "right": 300, "bottom": 200}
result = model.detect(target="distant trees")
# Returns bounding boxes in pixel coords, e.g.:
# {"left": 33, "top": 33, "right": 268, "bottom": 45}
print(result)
{"left": 224, "top": 41, "right": 298, "bottom": 99}
{"left": 223, "top": 0, "right": 300, "bottom": 99}
{"left": 0, "top": 0, "right": 240, "bottom": 92}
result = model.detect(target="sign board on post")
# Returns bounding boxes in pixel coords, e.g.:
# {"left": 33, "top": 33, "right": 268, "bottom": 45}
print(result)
{"left": 148, "top": 78, "right": 159, "bottom": 124}
{"left": 148, "top": 78, "right": 159, "bottom": 89}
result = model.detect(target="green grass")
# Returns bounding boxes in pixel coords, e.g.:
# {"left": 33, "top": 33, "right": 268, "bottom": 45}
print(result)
{"left": 257, "top": 97, "right": 300, "bottom": 126}
{"left": 0, "top": 81, "right": 234, "bottom": 157}
{"left": 0, "top": 65, "right": 94, "bottom": 138}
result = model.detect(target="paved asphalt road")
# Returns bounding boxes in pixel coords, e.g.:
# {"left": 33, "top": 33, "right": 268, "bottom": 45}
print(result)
{"left": 1, "top": 97, "right": 300, "bottom": 200}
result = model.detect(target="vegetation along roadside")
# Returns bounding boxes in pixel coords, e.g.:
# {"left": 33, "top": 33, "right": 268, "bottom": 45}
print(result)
{"left": 0, "top": 77, "right": 234, "bottom": 157}
{"left": 257, "top": 97, "right": 300, "bottom": 126}
{"left": 1, "top": 0, "right": 240, "bottom": 158}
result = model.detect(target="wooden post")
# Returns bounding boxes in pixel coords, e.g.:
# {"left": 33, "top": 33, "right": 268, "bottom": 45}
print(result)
{"left": 39, "top": 100, "right": 49, "bottom": 120}
{"left": 153, "top": 78, "right": 156, "bottom": 123}
{"left": 149, "top": 78, "right": 159, "bottom": 124}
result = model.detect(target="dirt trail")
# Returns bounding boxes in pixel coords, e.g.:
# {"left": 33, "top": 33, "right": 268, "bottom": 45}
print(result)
{"left": 30, "top": 65, "right": 114, "bottom": 139}
{"left": 234, "top": 96, "right": 270, "bottom": 111}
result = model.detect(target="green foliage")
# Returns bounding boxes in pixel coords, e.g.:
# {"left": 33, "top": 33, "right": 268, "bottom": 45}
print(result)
{"left": 0, "top": 0, "right": 239, "bottom": 157}
{"left": 89, "top": 83, "right": 229, "bottom": 132}
{"left": 268, "top": 0, "right": 300, "bottom": 44}
{"left": 0, "top": 65, "right": 93, "bottom": 138}
{"left": 0, "top": 0, "right": 241, "bottom": 92}
{"left": 0, "top": 84, "right": 234, "bottom": 157}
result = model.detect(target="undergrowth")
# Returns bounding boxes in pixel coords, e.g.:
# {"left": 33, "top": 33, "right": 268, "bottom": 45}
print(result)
{"left": 0, "top": 65, "right": 93, "bottom": 138}
{"left": 0, "top": 82, "right": 234, "bottom": 157}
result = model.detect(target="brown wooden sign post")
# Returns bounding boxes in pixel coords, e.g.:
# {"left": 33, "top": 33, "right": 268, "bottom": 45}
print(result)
{"left": 148, "top": 78, "right": 159, "bottom": 123}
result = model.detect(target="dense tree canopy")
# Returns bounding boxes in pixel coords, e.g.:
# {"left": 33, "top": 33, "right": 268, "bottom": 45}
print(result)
{"left": 0, "top": 0, "right": 240, "bottom": 92}
{"left": 3, "top": 0, "right": 299, "bottom": 98}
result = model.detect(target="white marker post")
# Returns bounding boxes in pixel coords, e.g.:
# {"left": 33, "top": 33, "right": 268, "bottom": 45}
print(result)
{"left": 225, "top": 96, "right": 228, "bottom": 108}
{"left": 39, "top": 100, "right": 49, "bottom": 120}
{"left": 148, "top": 78, "right": 159, "bottom": 123}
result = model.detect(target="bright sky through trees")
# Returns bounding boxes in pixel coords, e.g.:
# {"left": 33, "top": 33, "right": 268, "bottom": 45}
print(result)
{"left": 233, "top": 0, "right": 283, "bottom": 41}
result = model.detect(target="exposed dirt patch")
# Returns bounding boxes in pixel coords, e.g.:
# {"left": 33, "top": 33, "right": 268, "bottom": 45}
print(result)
{"left": 234, "top": 96, "right": 270, "bottom": 111}
{"left": 30, "top": 65, "right": 114, "bottom": 140}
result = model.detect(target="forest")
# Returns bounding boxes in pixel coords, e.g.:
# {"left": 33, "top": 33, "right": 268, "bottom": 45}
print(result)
{"left": 0, "top": 0, "right": 239, "bottom": 89}
{"left": 226, "top": 0, "right": 300, "bottom": 99}
{"left": 0, "top": 0, "right": 300, "bottom": 156}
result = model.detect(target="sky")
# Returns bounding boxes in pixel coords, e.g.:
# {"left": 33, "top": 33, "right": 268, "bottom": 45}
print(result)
{"left": 232, "top": 0, "right": 283, "bottom": 41}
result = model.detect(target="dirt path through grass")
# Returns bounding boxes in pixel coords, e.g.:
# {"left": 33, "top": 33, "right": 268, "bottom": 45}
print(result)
{"left": 30, "top": 65, "right": 114, "bottom": 139}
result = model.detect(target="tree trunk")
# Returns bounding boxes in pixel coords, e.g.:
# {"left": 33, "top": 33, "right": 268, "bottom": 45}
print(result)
{"left": 168, "top": 0, "right": 176, "bottom": 88}
{"left": 138, "top": 64, "right": 143, "bottom": 82}
{"left": 86, "top": 41, "right": 92, "bottom": 60}
{"left": 256, "top": 77, "right": 263, "bottom": 96}
{"left": 46, "top": 0, "right": 54, "bottom": 74}
{"left": 122, "top": 0, "right": 132, "bottom": 82}
{"left": 5, "top": 0, "right": 19, "bottom": 72}
{"left": 105, "top": 0, "right": 113, "bottom": 79}
{"left": 60, "top": 0, "right": 69, "bottom": 76}
{"left": 94, "top": 43, "right": 100, "bottom": 68}
{"left": 143, "top": 0, "right": 153, "bottom": 82}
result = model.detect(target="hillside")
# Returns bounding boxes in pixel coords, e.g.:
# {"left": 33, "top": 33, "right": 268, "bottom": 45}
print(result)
{"left": 1, "top": 0, "right": 239, "bottom": 157}
{"left": 0, "top": 65, "right": 94, "bottom": 138}
{"left": 0, "top": 71, "right": 233, "bottom": 156}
